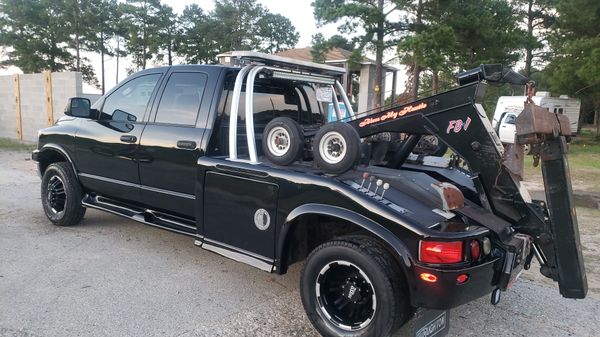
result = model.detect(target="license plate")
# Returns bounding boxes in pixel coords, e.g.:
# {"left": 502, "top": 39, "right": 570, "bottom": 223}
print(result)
{"left": 414, "top": 309, "right": 449, "bottom": 337}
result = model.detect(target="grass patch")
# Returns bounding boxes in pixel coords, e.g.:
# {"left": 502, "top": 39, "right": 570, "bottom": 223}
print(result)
{"left": 523, "top": 127, "right": 600, "bottom": 192}
{"left": 0, "top": 138, "right": 36, "bottom": 151}
{"left": 567, "top": 128, "right": 600, "bottom": 170}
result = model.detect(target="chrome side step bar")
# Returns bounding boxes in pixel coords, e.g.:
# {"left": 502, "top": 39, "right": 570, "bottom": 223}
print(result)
{"left": 82, "top": 195, "right": 198, "bottom": 237}
{"left": 82, "top": 194, "right": 276, "bottom": 273}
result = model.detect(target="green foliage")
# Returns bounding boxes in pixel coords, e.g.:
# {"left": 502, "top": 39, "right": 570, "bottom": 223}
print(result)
{"left": 0, "top": 0, "right": 74, "bottom": 73}
{"left": 310, "top": 33, "right": 357, "bottom": 63}
{"left": 0, "top": 0, "right": 123, "bottom": 85}
{"left": 400, "top": 0, "right": 524, "bottom": 70}
{"left": 256, "top": 13, "right": 300, "bottom": 54}
{"left": 313, "top": 0, "right": 408, "bottom": 105}
{"left": 177, "top": 4, "right": 218, "bottom": 64}
{"left": 119, "top": 0, "right": 165, "bottom": 70}
{"left": 398, "top": 0, "right": 526, "bottom": 95}
{"left": 514, "top": 0, "right": 556, "bottom": 77}
{"left": 543, "top": 0, "right": 600, "bottom": 124}
{"left": 177, "top": 0, "right": 298, "bottom": 63}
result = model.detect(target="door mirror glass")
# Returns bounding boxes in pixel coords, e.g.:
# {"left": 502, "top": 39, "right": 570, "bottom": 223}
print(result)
{"left": 65, "top": 97, "right": 94, "bottom": 118}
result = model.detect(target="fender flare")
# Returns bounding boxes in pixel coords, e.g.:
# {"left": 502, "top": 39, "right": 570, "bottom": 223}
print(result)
{"left": 276, "top": 203, "right": 414, "bottom": 274}
{"left": 36, "top": 143, "right": 78, "bottom": 175}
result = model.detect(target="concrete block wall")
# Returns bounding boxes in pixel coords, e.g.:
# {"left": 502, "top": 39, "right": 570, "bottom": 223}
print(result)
{"left": 51, "top": 72, "right": 83, "bottom": 120}
{"left": 19, "top": 73, "right": 48, "bottom": 142}
{"left": 0, "top": 72, "right": 100, "bottom": 143}
{"left": 0, "top": 76, "right": 16, "bottom": 140}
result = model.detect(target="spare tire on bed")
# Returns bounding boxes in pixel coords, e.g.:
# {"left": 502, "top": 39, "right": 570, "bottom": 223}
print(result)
{"left": 313, "top": 122, "right": 360, "bottom": 174}
{"left": 262, "top": 117, "right": 304, "bottom": 166}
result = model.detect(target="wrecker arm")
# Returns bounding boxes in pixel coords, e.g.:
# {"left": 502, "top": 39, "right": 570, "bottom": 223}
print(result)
{"left": 346, "top": 66, "right": 587, "bottom": 299}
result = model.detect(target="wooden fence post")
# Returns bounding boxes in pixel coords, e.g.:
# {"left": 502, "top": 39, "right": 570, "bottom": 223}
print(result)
{"left": 13, "top": 74, "right": 22, "bottom": 141}
{"left": 44, "top": 71, "right": 54, "bottom": 126}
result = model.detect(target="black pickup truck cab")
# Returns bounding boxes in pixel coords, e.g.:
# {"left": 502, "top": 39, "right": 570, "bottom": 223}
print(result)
{"left": 33, "top": 52, "right": 587, "bottom": 337}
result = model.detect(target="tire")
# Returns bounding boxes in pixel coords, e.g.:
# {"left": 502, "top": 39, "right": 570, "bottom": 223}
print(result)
{"left": 313, "top": 122, "right": 360, "bottom": 174}
{"left": 414, "top": 135, "right": 448, "bottom": 157}
{"left": 262, "top": 117, "right": 304, "bottom": 166}
{"left": 41, "top": 162, "right": 86, "bottom": 226}
{"left": 300, "top": 237, "right": 411, "bottom": 337}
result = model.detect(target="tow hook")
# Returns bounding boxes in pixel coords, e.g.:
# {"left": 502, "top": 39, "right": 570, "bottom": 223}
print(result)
{"left": 491, "top": 288, "right": 502, "bottom": 305}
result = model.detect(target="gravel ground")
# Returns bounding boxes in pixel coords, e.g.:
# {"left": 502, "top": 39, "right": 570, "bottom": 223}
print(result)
{"left": 1, "top": 150, "right": 599, "bottom": 337}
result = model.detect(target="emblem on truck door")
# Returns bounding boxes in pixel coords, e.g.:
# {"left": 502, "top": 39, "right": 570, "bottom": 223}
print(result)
{"left": 254, "top": 209, "right": 270, "bottom": 230}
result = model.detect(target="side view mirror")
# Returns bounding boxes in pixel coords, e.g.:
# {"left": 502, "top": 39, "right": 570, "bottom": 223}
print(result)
{"left": 64, "top": 97, "right": 96, "bottom": 118}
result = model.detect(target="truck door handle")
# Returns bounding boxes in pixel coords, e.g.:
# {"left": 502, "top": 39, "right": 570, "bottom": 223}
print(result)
{"left": 176, "top": 140, "right": 197, "bottom": 149}
{"left": 120, "top": 135, "right": 137, "bottom": 143}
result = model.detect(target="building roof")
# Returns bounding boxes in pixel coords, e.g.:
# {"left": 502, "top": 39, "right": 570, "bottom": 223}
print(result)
{"left": 276, "top": 47, "right": 399, "bottom": 71}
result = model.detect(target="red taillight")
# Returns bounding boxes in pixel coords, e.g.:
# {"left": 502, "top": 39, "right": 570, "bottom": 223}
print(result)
{"left": 470, "top": 240, "right": 481, "bottom": 261}
{"left": 420, "top": 241, "right": 463, "bottom": 264}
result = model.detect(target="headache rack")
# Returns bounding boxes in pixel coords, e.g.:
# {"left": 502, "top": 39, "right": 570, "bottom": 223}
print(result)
{"left": 224, "top": 51, "right": 355, "bottom": 163}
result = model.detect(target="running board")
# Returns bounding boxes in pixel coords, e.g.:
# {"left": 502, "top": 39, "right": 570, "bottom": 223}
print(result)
{"left": 82, "top": 194, "right": 276, "bottom": 273}
{"left": 82, "top": 195, "right": 198, "bottom": 237}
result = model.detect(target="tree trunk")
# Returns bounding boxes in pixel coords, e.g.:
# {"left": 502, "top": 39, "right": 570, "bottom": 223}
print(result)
{"left": 168, "top": 38, "right": 173, "bottom": 66}
{"left": 432, "top": 70, "right": 439, "bottom": 95}
{"left": 142, "top": 25, "right": 147, "bottom": 70}
{"left": 116, "top": 36, "right": 120, "bottom": 85}
{"left": 100, "top": 33, "right": 105, "bottom": 95}
{"left": 596, "top": 105, "right": 599, "bottom": 137}
{"left": 410, "top": 62, "right": 420, "bottom": 99}
{"left": 374, "top": 0, "right": 384, "bottom": 109}
{"left": 410, "top": 0, "right": 424, "bottom": 99}
{"left": 524, "top": 0, "right": 534, "bottom": 78}
{"left": 76, "top": 33, "right": 80, "bottom": 72}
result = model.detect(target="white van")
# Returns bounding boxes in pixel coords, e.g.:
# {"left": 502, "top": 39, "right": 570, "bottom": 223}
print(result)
{"left": 492, "top": 92, "right": 580, "bottom": 144}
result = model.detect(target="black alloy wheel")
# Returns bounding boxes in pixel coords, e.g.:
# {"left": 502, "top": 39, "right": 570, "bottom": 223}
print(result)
{"left": 301, "top": 236, "right": 411, "bottom": 337}
{"left": 46, "top": 175, "right": 66, "bottom": 215}
{"left": 316, "top": 260, "right": 377, "bottom": 331}
{"left": 41, "top": 162, "right": 86, "bottom": 226}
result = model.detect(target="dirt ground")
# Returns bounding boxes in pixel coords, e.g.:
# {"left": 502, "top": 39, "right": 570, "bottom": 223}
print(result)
{"left": 1, "top": 149, "right": 599, "bottom": 337}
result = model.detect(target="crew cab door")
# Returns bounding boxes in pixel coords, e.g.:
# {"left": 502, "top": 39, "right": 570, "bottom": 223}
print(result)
{"left": 76, "top": 72, "right": 163, "bottom": 202}
{"left": 138, "top": 68, "right": 219, "bottom": 219}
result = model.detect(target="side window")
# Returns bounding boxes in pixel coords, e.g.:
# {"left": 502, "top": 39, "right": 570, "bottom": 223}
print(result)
{"left": 101, "top": 74, "right": 161, "bottom": 122}
{"left": 154, "top": 72, "right": 208, "bottom": 125}
{"left": 504, "top": 114, "right": 517, "bottom": 124}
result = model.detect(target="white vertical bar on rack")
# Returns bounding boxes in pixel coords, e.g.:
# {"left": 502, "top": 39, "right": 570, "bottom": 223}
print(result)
{"left": 228, "top": 65, "right": 254, "bottom": 161}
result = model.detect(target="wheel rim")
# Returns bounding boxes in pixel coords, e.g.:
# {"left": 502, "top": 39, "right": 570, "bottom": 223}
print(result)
{"left": 46, "top": 175, "right": 66, "bottom": 215}
{"left": 315, "top": 260, "right": 376, "bottom": 331}
{"left": 319, "top": 131, "right": 347, "bottom": 164}
{"left": 267, "top": 126, "right": 291, "bottom": 157}
{"left": 415, "top": 135, "right": 440, "bottom": 154}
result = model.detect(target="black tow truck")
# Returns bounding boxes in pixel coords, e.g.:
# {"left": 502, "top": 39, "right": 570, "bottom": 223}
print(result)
{"left": 33, "top": 52, "right": 586, "bottom": 337}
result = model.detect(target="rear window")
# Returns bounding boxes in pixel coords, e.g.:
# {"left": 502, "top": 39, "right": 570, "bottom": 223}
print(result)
{"left": 154, "top": 72, "right": 208, "bottom": 126}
